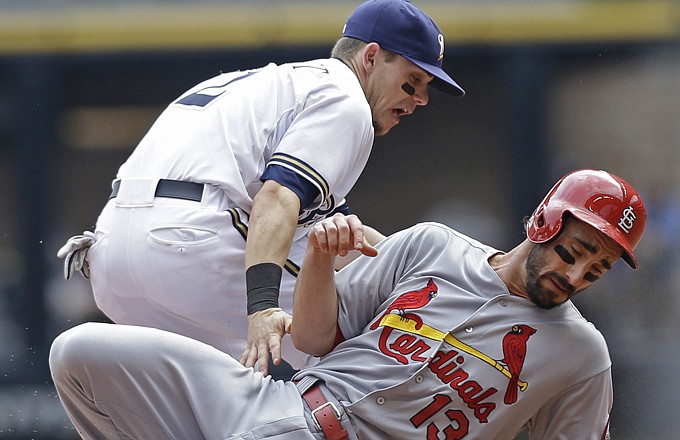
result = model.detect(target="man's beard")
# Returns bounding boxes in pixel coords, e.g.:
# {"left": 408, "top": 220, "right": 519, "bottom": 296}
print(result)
{"left": 524, "top": 244, "right": 574, "bottom": 309}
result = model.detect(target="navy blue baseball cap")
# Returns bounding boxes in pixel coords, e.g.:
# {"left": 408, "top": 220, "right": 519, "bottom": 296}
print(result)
{"left": 342, "top": 0, "right": 464, "bottom": 96}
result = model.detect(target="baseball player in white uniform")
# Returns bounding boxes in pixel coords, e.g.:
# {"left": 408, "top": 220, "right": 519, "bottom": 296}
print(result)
{"left": 50, "top": 169, "right": 646, "bottom": 439}
{"left": 56, "top": 0, "right": 465, "bottom": 374}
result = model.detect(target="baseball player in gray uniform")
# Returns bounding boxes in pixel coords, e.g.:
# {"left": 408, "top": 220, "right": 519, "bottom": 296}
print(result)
{"left": 56, "top": 0, "right": 464, "bottom": 375}
{"left": 50, "top": 169, "right": 646, "bottom": 439}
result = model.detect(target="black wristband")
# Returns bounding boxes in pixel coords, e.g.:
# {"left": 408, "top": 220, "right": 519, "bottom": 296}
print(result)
{"left": 246, "top": 263, "right": 282, "bottom": 315}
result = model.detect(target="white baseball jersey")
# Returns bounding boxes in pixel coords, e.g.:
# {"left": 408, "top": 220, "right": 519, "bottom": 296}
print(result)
{"left": 296, "top": 222, "right": 613, "bottom": 439}
{"left": 118, "top": 58, "right": 372, "bottom": 230}
{"left": 86, "top": 58, "right": 374, "bottom": 369}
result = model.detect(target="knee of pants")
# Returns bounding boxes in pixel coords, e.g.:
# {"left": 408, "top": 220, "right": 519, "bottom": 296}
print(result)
{"left": 49, "top": 323, "right": 106, "bottom": 382}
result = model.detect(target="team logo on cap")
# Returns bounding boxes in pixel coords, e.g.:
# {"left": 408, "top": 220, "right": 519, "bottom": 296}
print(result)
{"left": 438, "top": 34, "right": 445, "bottom": 61}
{"left": 618, "top": 205, "right": 637, "bottom": 234}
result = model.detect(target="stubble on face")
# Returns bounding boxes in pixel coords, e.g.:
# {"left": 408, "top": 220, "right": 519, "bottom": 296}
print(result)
{"left": 524, "top": 244, "right": 574, "bottom": 309}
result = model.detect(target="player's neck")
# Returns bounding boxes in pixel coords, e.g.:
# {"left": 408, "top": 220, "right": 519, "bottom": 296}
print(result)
{"left": 488, "top": 241, "right": 530, "bottom": 298}
{"left": 340, "top": 56, "right": 365, "bottom": 88}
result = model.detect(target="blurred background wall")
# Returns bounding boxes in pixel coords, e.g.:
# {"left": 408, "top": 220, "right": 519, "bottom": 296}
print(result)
{"left": 0, "top": 1, "right": 678, "bottom": 438}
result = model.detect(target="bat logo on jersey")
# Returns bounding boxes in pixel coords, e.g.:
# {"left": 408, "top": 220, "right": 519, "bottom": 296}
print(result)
{"left": 370, "top": 279, "right": 438, "bottom": 330}
{"left": 376, "top": 313, "right": 539, "bottom": 430}
{"left": 499, "top": 324, "right": 537, "bottom": 404}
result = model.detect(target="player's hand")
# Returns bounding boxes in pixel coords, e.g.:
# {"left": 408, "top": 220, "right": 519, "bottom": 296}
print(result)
{"left": 240, "top": 308, "right": 292, "bottom": 376}
{"left": 309, "top": 213, "right": 378, "bottom": 257}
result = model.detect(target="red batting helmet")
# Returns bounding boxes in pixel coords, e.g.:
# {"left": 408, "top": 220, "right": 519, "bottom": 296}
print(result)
{"left": 526, "top": 169, "right": 647, "bottom": 269}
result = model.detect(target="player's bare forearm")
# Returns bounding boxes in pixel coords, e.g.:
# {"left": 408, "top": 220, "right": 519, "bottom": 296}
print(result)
{"left": 291, "top": 246, "right": 339, "bottom": 356}
{"left": 292, "top": 214, "right": 378, "bottom": 356}
{"left": 245, "top": 180, "right": 300, "bottom": 268}
{"left": 241, "top": 180, "right": 300, "bottom": 374}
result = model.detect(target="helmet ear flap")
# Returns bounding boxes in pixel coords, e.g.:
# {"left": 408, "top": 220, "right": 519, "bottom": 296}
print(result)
{"left": 536, "top": 212, "right": 545, "bottom": 228}
{"left": 527, "top": 205, "right": 555, "bottom": 243}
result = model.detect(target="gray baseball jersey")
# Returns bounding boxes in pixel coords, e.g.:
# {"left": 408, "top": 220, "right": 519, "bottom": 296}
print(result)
{"left": 50, "top": 222, "right": 613, "bottom": 439}
{"left": 85, "top": 57, "right": 374, "bottom": 369}
{"left": 296, "top": 222, "right": 613, "bottom": 439}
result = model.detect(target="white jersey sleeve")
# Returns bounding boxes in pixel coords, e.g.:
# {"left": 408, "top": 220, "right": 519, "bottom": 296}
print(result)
{"left": 267, "top": 59, "right": 374, "bottom": 208}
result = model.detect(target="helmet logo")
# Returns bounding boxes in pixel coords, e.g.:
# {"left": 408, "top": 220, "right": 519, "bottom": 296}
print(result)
{"left": 618, "top": 205, "right": 637, "bottom": 234}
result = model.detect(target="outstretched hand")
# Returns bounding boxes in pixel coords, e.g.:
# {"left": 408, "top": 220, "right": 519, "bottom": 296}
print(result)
{"left": 240, "top": 308, "right": 292, "bottom": 376}
{"left": 308, "top": 213, "right": 378, "bottom": 258}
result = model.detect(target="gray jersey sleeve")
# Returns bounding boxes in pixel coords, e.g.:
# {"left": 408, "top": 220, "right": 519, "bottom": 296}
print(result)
{"left": 332, "top": 227, "right": 417, "bottom": 340}
{"left": 527, "top": 368, "right": 613, "bottom": 439}
{"left": 333, "top": 223, "right": 493, "bottom": 340}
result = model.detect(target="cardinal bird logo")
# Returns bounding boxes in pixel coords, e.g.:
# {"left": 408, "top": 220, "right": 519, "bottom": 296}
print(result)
{"left": 370, "top": 279, "right": 438, "bottom": 330}
{"left": 499, "top": 324, "right": 537, "bottom": 405}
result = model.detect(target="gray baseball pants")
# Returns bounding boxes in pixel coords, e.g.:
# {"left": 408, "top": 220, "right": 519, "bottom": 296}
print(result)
{"left": 49, "top": 322, "right": 322, "bottom": 440}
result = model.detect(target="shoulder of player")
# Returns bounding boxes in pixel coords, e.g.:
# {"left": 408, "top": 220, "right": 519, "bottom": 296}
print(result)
{"left": 375, "top": 223, "right": 498, "bottom": 266}
{"left": 281, "top": 58, "right": 368, "bottom": 103}
{"left": 380, "top": 222, "right": 452, "bottom": 245}
{"left": 282, "top": 57, "right": 352, "bottom": 76}
{"left": 533, "top": 303, "right": 610, "bottom": 362}
{"left": 405, "top": 222, "right": 497, "bottom": 253}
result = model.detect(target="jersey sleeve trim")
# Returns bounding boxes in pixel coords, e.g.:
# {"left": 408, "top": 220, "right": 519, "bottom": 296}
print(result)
{"left": 260, "top": 164, "right": 320, "bottom": 210}
{"left": 268, "top": 152, "right": 330, "bottom": 203}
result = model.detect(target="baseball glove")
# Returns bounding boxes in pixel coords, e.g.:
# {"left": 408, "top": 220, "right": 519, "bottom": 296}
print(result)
{"left": 57, "top": 231, "right": 95, "bottom": 280}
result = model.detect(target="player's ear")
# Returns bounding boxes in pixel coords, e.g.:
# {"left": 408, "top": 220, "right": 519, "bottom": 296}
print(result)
{"left": 362, "top": 43, "right": 380, "bottom": 71}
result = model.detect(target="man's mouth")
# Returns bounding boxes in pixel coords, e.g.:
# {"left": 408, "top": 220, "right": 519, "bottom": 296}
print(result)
{"left": 392, "top": 107, "right": 408, "bottom": 119}
{"left": 549, "top": 275, "right": 572, "bottom": 296}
